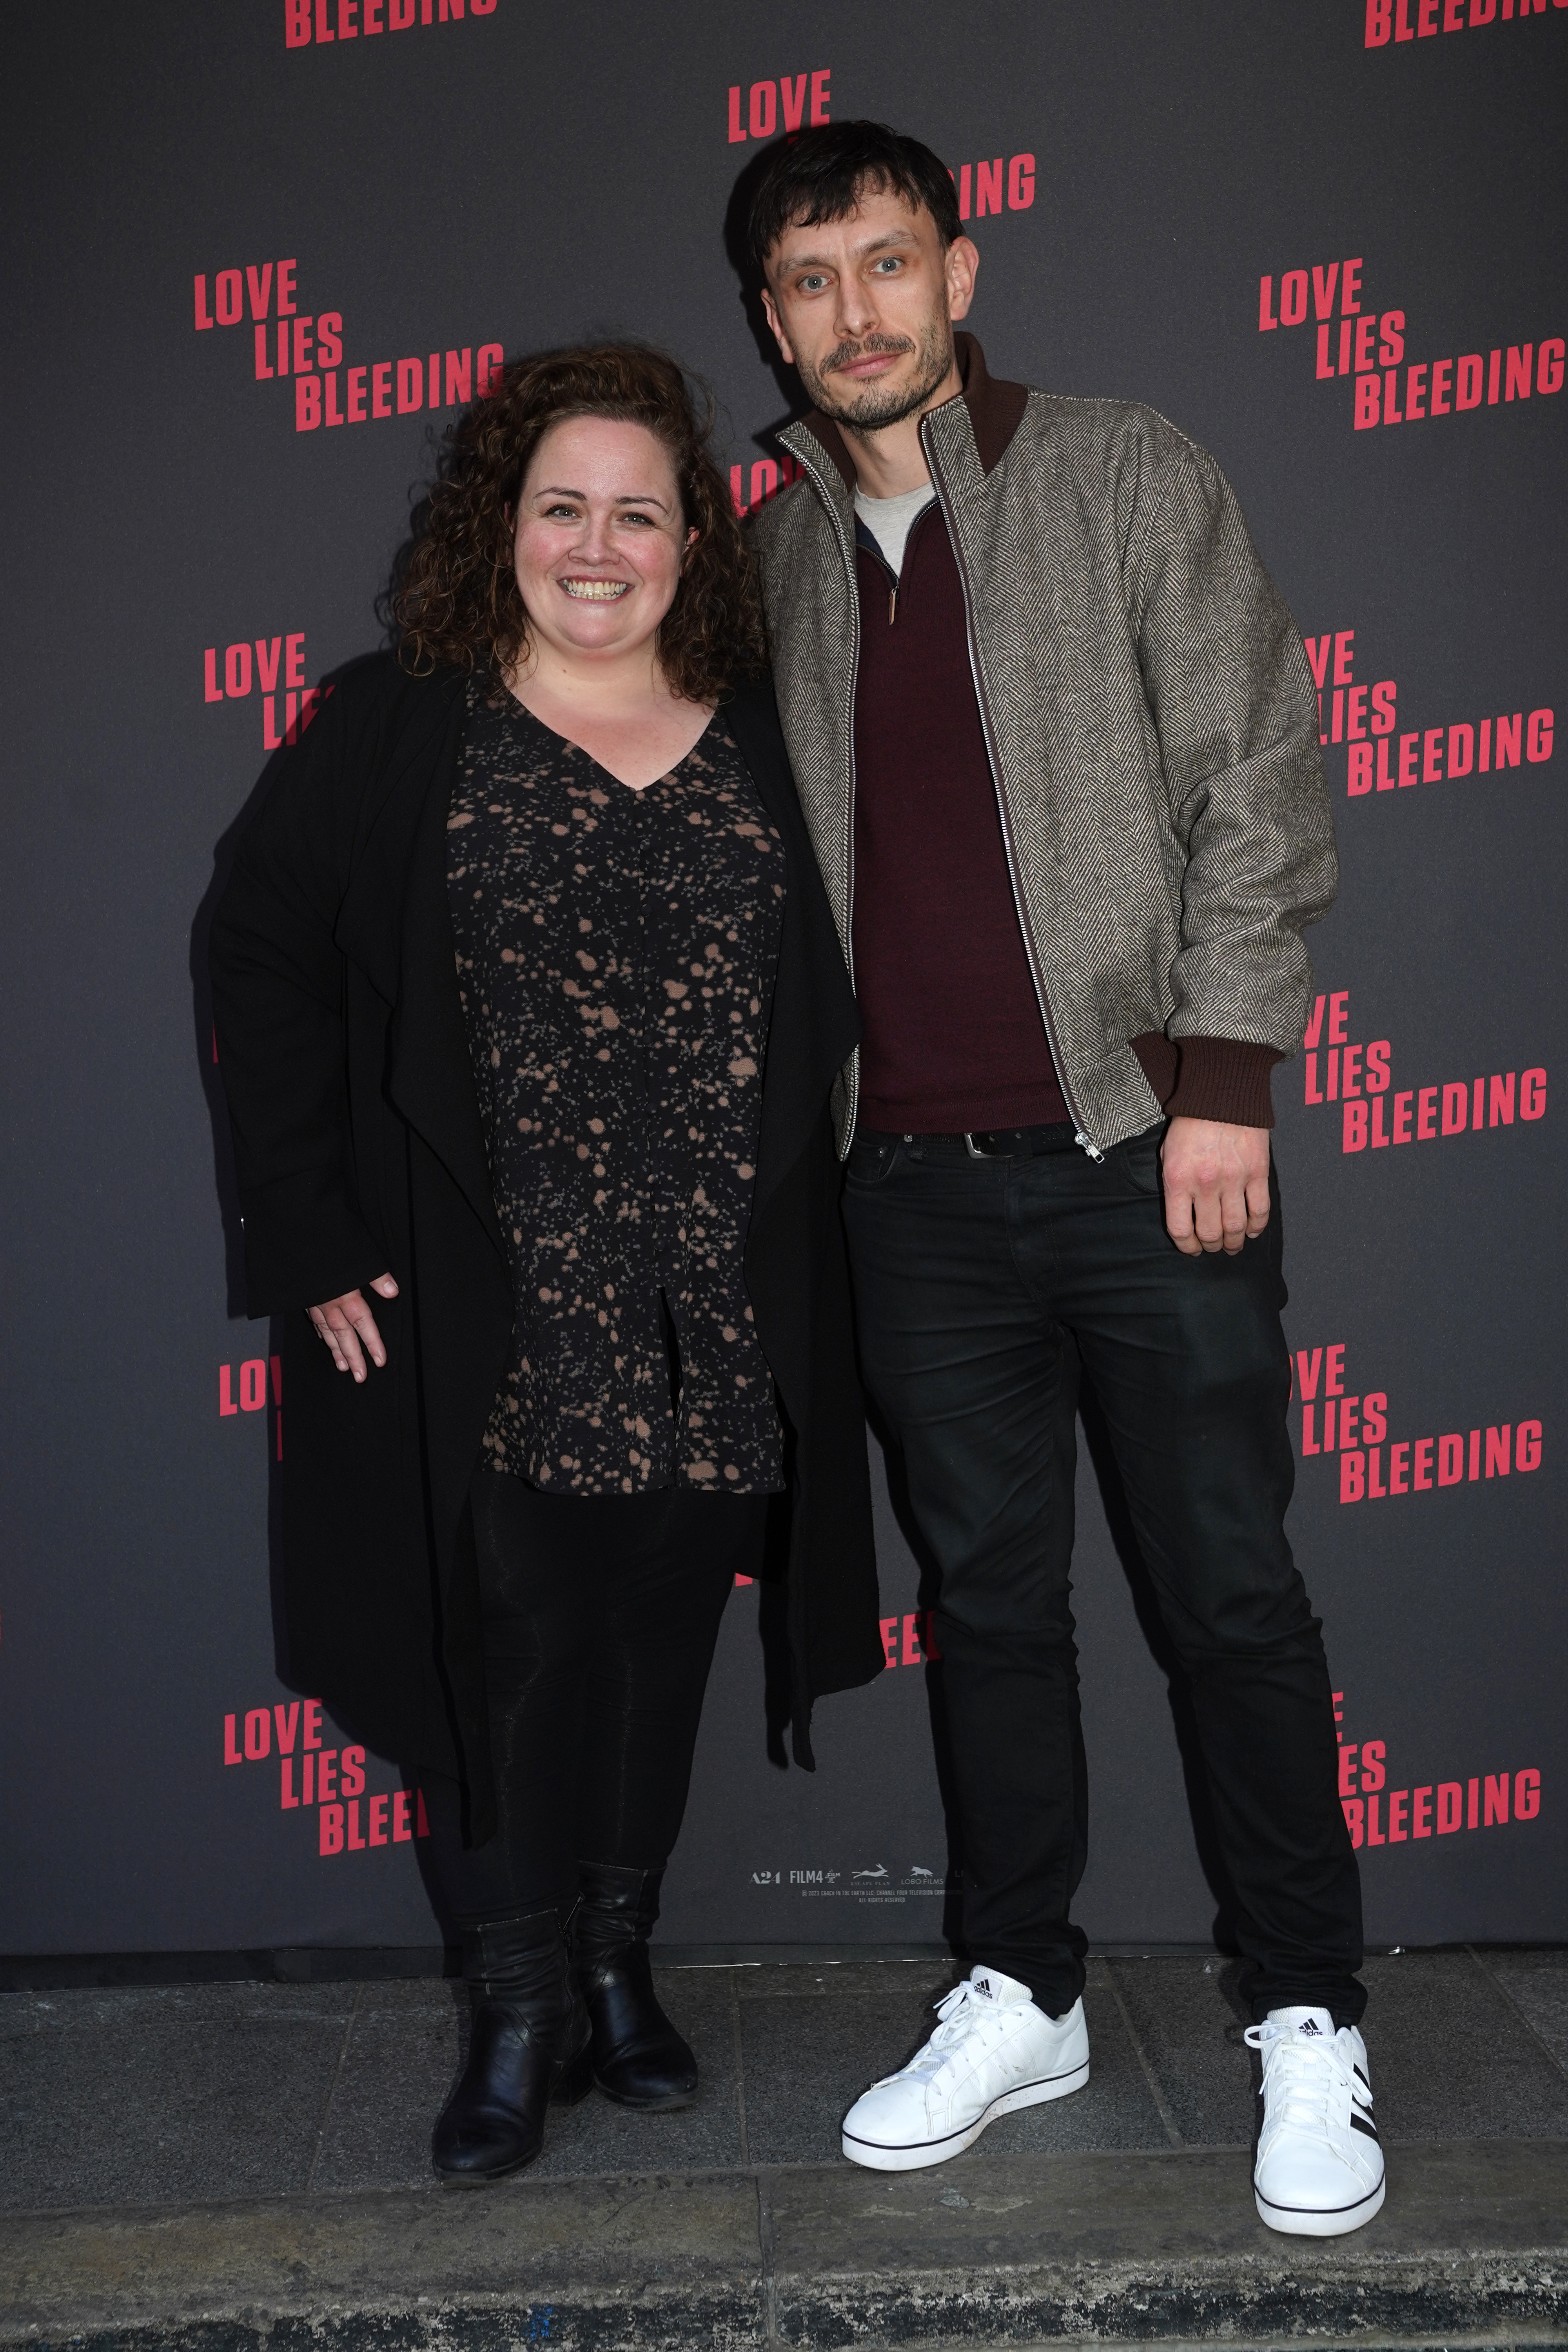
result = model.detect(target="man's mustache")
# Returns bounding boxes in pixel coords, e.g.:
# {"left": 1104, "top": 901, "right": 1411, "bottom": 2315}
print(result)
{"left": 820, "top": 336, "right": 916, "bottom": 374}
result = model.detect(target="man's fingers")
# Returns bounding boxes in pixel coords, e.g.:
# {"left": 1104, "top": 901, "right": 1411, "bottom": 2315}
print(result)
{"left": 1244, "top": 1175, "right": 1272, "bottom": 1238}
{"left": 1191, "top": 1182, "right": 1225, "bottom": 1252}
{"left": 1218, "top": 1179, "right": 1251, "bottom": 1254}
{"left": 1163, "top": 1188, "right": 1203, "bottom": 1256}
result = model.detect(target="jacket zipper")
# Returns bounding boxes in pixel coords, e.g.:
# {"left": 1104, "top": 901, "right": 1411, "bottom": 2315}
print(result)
{"left": 920, "top": 413, "right": 1105, "bottom": 1162}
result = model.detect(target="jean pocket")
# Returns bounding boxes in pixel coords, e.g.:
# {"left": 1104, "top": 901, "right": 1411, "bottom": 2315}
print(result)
{"left": 844, "top": 1132, "right": 903, "bottom": 1189}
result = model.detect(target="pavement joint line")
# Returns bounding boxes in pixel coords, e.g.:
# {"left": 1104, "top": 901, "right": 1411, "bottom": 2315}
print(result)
{"left": 1101, "top": 1954, "right": 1186, "bottom": 2149}
{"left": 305, "top": 1980, "right": 362, "bottom": 2194}
{"left": 730, "top": 1967, "right": 751, "bottom": 2168}
{"left": 1466, "top": 1944, "right": 1568, "bottom": 2088}
{"left": 756, "top": 2161, "right": 781, "bottom": 2349}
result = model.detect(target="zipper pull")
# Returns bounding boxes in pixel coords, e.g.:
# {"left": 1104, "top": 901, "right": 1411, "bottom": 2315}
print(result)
{"left": 1074, "top": 1131, "right": 1106, "bottom": 1164}
{"left": 888, "top": 582, "right": 898, "bottom": 626}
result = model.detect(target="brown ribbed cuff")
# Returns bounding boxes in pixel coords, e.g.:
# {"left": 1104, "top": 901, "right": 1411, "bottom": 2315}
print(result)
{"left": 1130, "top": 1034, "right": 1281, "bottom": 1130}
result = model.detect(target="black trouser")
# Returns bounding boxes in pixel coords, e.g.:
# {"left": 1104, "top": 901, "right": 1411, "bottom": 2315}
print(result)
{"left": 423, "top": 1475, "right": 765, "bottom": 1929}
{"left": 842, "top": 1122, "right": 1365, "bottom": 2027}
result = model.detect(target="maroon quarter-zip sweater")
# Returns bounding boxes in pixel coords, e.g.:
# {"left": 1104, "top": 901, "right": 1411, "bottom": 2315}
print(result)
{"left": 849, "top": 472, "right": 1280, "bottom": 1136}
{"left": 852, "top": 505, "right": 1071, "bottom": 1133}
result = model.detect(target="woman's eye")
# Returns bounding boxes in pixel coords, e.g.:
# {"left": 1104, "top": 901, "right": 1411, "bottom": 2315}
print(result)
{"left": 544, "top": 504, "right": 579, "bottom": 520}
{"left": 619, "top": 511, "right": 654, "bottom": 526}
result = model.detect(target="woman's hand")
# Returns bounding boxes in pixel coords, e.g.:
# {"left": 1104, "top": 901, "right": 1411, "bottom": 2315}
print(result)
{"left": 308, "top": 1274, "right": 399, "bottom": 1381}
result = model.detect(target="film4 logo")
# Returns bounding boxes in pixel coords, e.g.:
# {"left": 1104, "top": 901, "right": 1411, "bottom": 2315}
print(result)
{"left": 1334, "top": 1694, "right": 1542, "bottom": 1856}
{"left": 223, "top": 1697, "right": 430, "bottom": 1859}
{"left": 1299, "top": 990, "right": 1546, "bottom": 1154}
{"left": 1291, "top": 1342, "right": 1543, "bottom": 1506}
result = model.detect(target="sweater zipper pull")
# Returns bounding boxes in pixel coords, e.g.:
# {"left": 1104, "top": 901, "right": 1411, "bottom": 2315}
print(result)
{"left": 1074, "top": 1130, "right": 1106, "bottom": 1164}
{"left": 888, "top": 581, "right": 898, "bottom": 626}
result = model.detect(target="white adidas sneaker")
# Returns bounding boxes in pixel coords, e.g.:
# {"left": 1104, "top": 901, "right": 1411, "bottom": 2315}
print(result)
{"left": 841, "top": 1966, "right": 1090, "bottom": 2171}
{"left": 1245, "top": 2006, "right": 1385, "bottom": 2236}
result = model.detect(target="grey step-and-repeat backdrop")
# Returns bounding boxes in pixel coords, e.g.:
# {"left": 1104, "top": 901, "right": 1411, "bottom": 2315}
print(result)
{"left": 3, "top": 0, "right": 1563, "bottom": 1960}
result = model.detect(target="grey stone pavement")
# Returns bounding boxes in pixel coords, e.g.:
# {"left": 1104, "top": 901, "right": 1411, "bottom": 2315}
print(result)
{"left": 2, "top": 1946, "right": 1567, "bottom": 2348}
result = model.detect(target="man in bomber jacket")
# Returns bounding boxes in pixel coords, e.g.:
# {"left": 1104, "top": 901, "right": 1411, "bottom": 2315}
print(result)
{"left": 744, "top": 122, "right": 1382, "bottom": 2238}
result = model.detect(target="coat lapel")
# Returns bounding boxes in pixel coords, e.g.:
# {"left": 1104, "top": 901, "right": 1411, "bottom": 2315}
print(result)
{"left": 336, "top": 671, "right": 506, "bottom": 1262}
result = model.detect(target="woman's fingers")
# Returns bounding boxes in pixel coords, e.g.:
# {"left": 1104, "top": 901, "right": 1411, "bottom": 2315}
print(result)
{"left": 308, "top": 1279, "right": 395, "bottom": 1382}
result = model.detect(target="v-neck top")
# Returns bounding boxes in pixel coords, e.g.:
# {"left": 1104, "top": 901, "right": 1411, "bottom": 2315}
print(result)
{"left": 447, "top": 678, "right": 787, "bottom": 1496}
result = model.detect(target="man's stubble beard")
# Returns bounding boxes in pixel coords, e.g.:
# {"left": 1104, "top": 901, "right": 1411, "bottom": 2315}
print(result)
{"left": 797, "top": 309, "right": 957, "bottom": 435}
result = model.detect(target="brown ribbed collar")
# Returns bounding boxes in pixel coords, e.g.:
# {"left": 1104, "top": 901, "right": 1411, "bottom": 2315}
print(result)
{"left": 797, "top": 332, "right": 1028, "bottom": 490}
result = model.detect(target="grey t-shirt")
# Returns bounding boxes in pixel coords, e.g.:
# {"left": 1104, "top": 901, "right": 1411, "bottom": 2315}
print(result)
{"left": 854, "top": 482, "right": 937, "bottom": 576}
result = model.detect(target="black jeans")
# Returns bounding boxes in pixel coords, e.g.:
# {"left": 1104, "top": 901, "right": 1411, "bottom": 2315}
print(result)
{"left": 423, "top": 1475, "right": 766, "bottom": 1929}
{"left": 842, "top": 1123, "right": 1365, "bottom": 2026}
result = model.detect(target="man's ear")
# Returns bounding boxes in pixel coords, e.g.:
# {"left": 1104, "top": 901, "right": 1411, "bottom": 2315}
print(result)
{"left": 760, "top": 285, "right": 796, "bottom": 367}
{"left": 945, "top": 236, "right": 980, "bottom": 325}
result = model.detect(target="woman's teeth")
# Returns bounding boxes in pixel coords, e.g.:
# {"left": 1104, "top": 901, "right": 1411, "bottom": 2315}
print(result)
{"left": 562, "top": 579, "right": 630, "bottom": 601}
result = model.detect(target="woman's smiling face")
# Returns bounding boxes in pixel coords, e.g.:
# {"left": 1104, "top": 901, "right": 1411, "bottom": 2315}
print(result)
{"left": 511, "top": 415, "right": 694, "bottom": 670}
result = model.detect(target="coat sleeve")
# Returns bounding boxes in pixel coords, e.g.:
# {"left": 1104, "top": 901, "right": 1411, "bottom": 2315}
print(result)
{"left": 1131, "top": 441, "right": 1338, "bottom": 1062}
{"left": 209, "top": 678, "right": 390, "bottom": 1316}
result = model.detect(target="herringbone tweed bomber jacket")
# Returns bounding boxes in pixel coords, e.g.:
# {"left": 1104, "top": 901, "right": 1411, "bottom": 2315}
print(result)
{"left": 748, "top": 335, "right": 1339, "bottom": 1158}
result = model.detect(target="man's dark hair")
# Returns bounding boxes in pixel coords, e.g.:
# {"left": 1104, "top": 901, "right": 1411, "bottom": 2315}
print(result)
{"left": 748, "top": 120, "right": 962, "bottom": 274}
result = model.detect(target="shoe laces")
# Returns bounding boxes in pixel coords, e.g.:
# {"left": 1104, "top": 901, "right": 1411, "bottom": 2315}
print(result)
{"left": 1244, "top": 2020, "right": 1361, "bottom": 2134}
{"left": 893, "top": 1978, "right": 1012, "bottom": 2082}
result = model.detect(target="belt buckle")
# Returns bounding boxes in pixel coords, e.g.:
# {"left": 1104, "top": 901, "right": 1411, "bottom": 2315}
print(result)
{"left": 964, "top": 1130, "right": 1004, "bottom": 1160}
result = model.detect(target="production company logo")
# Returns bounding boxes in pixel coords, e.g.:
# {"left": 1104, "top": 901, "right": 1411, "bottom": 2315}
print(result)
{"left": 750, "top": 1859, "right": 949, "bottom": 1905}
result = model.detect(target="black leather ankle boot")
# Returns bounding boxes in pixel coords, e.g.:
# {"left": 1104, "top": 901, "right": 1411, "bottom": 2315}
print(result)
{"left": 432, "top": 1910, "right": 592, "bottom": 2184}
{"left": 572, "top": 1860, "right": 697, "bottom": 2108}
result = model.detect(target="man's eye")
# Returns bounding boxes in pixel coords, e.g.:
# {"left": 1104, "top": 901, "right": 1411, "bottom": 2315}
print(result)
{"left": 798, "top": 274, "right": 828, "bottom": 294}
{"left": 873, "top": 258, "right": 902, "bottom": 274}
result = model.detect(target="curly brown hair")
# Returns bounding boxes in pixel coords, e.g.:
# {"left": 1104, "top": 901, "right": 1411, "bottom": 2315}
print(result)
{"left": 391, "top": 344, "right": 766, "bottom": 702}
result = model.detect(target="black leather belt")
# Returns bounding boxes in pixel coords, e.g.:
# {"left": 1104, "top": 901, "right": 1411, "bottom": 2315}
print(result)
{"left": 962, "top": 1122, "right": 1080, "bottom": 1160}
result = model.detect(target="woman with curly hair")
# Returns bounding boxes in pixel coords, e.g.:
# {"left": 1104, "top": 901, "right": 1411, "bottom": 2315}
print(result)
{"left": 210, "top": 346, "right": 881, "bottom": 2183}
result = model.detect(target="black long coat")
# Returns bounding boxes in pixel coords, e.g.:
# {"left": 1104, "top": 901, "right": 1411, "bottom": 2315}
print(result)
{"left": 209, "top": 655, "right": 882, "bottom": 1837}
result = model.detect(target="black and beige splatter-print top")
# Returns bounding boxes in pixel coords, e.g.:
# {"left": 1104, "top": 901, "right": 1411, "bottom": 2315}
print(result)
{"left": 447, "top": 680, "right": 787, "bottom": 1496}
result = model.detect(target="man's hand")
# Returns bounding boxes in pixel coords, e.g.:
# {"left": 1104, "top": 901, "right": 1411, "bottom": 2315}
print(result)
{"left": 1160, "top": 1119, "right": 1270, "bottom": 1257}
{"left": 308, "top": 1273, "right": 399, "bottom": 1381}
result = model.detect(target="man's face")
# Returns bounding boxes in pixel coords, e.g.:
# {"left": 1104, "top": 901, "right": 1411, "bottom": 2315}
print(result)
{"left": 761, "top": 181, "right": 978, "bottom": 433}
